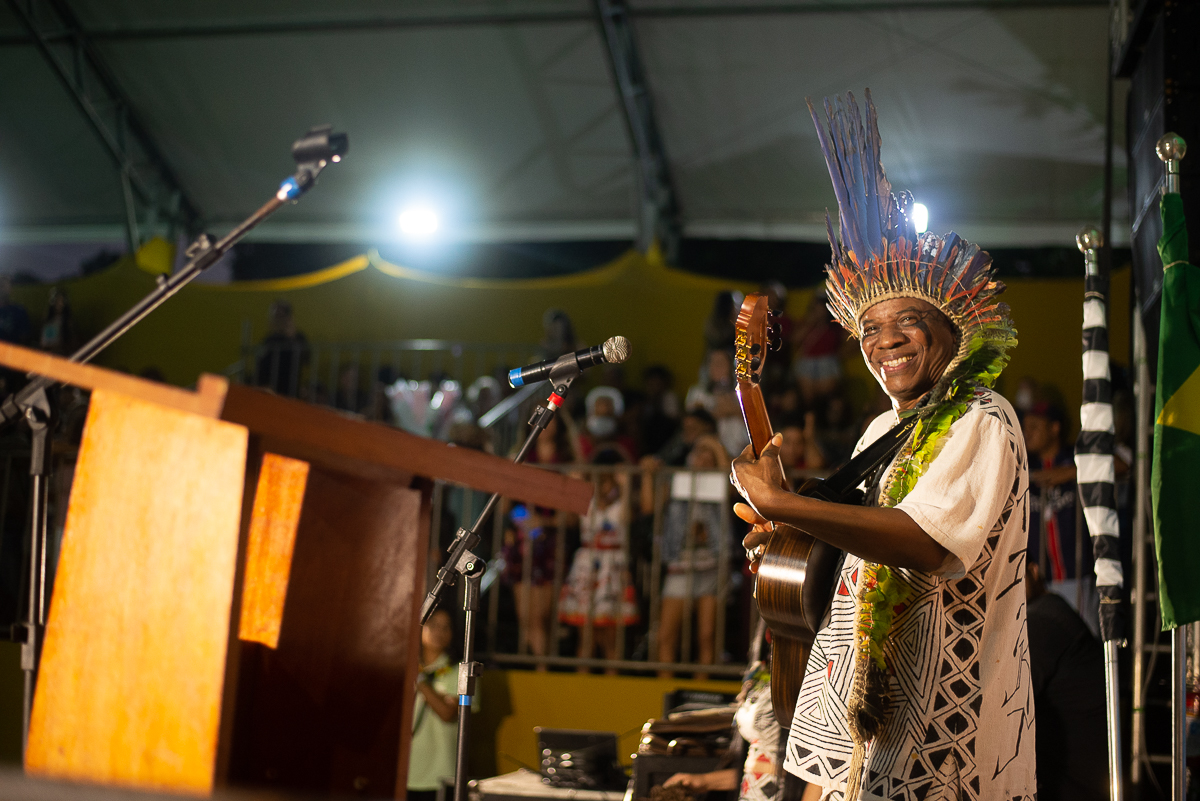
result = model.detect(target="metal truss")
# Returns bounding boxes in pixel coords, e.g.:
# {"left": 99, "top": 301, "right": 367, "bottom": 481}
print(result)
{"left": 593, "top": 0, "right": 682, "bottom": 262}
{"left": 0, "top": 2, "right": 1112, "bottom": 43}
{"left": 4, "top": 0, "right": 202, "bottom": 248}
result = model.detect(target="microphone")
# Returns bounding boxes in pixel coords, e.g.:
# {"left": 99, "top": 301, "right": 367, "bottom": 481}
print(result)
{"left": 508, "top": 336, "right": 630, "bottom": 388}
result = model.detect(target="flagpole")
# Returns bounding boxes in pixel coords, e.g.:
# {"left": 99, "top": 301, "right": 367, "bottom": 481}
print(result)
{"left": 1157, "top": 131, "right": 1188, "bottom": 801}
{"left": 1175, "top": 626, "right": 1187, "bottom": 801}
{"left": 1075, "top": 225, "right": 1125, "bottom": 801}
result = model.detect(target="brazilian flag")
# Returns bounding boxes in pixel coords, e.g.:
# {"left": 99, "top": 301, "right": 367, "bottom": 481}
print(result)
{"left": 1153, "top": 192, "right": 1200, "bottom": 629}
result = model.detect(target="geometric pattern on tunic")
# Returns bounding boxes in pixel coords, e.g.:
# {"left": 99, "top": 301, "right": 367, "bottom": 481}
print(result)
{"left": 785, "top": 390, "right": 1036, "bottom": 801}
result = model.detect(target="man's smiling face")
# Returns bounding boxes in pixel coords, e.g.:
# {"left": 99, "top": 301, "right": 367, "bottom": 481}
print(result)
{"left": 859, "top": 297, "right": 958, "bottom": 410}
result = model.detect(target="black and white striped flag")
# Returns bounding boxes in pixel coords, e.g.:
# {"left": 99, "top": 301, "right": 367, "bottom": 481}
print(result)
{"left": 1074, "top": 229, "right": 1125, "bottom": 643}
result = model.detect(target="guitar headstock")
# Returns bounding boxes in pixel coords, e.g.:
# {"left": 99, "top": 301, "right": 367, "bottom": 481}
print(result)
{"left": 734, "top": 293, "right": 780, "bottom": 388}
{"left": 734, "top": 293, "right": 783, "bottom": 460}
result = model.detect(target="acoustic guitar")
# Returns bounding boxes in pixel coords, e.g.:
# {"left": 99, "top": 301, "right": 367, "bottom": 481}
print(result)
{"left": 733, "top": 294, "right": 915, "bottom": 728}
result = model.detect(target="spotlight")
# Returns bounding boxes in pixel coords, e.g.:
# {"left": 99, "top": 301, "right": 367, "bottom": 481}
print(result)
{"left": 911, "top": 202, "right": 929, "bottom": 234}
{"left": 398, "top": 204, "right": 440, "bottom": 240}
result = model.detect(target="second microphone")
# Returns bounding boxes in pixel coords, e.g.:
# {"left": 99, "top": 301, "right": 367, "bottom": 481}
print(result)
{"left": 508, "top": 336, "right": 630, "bottom": 388}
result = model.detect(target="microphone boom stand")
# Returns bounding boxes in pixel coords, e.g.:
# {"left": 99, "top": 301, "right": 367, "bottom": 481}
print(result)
{"left": 420, "top": 361, "right": 582, "bottom": 801}
{"left": 7, "top": 129, "right": 344, "bottom": 753}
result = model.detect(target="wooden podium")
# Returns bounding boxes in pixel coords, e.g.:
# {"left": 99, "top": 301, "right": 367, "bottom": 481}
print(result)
{"left": 0, "top": 343, "right": 591, "bottom": 799}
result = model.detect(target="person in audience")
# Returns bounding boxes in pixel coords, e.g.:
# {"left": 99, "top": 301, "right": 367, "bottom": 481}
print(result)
{"left": 703, "top": 291, "right": 742, "bottom": 352}
{"left": 642, "top": 434, "right": 731, "bottom": 676}
{"left": 466, "top": 375, "right": 503, "bottom": 421}
{"left": 364, "top": 367, "right": 397, "bottom": 424}
{"left": 1013, "top": 375, "right": 1039, "bottom": 416}
{"left": 759, "top": 281, "right": 794, "bottom": 396}
{"left": 777, "top": 412, "right": 825, "bottom": 473}
{"left": 791, "top": 293, "right": 844, "bottom": 403}
{"left": 255, "top": 299, "right": 309, "bottom": 396}
{"left": 540, "top": 308, "right": 578, "bottom": 360}
{"left": 656, "top": 407, "right": 717, "bottom": 467}
{"left": 440, "top": 410, "right": 493, "bottom": 544}
{"left": 334, "top": 361, "right": 364, "bottom": 412}
{"left": 814, "top": 392, "right": 859, "bottom": 467}
{"left": 0, "top": 276, "right": 30, "bottom": 346}
{"left": 502, "top": 414, "right": 581, "bottom": 662}
{"left": 686, "top": 348, "right": 750, "bottom": 461}
{"left": 0, "top": 276, "right": 31, "bottom": 396}
{"left": 1023, "top": 399, "right": 1095, "bottom": 633}
{"left": 558, "top": 451, "right": 638, "bottom": 671}
{"left": 39, "top": 286, "right": 74, "bottom": 356}
{"left": 638, "top": 364, "right": 681, "bottom": 456}
{"left": 1025, "top": 563, "right": 1107, "bottom": 801}
{"left": 768, "top": 382, "right": 803, "bottom": 422}
{"left": 580, "top": 385, "right": 637, "bottom": 462}
{"left": 407, "top": 608, "right": 476, "bottom": 801}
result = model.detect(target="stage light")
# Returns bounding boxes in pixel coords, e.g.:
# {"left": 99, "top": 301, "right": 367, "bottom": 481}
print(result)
{"left": 398, "top": 204, "right": 440, "bottom": 240}
{"left": 911, "top": 202, "right": 929, "bottom": 234}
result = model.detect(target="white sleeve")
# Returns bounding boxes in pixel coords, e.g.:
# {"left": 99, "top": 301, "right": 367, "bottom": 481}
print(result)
{"left": 894, "top": 410, "right": 1017, "bottom": 578}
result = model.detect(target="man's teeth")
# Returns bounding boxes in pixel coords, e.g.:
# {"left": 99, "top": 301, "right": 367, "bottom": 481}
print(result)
{"left": 881, "top": 356, "right": 912, "bottom": 368}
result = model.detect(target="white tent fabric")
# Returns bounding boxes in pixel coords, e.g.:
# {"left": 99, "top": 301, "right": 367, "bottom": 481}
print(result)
{"left": 0, "top": 0, "right": 1123, "bottom": 248}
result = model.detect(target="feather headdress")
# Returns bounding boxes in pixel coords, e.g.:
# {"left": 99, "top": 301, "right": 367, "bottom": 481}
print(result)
{"left": 810, "top": 90, "right": 1016, "bottom": 377}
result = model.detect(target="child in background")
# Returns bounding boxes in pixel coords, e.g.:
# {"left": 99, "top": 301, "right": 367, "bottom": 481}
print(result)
{"left": 408, "top": 608, "right": 464, "bottom": 801}
{"left": 558, "top": 452, "right": 639, "bottom": 670}
{"left": 642, "top": 434, "right": 731, "bottom": 676}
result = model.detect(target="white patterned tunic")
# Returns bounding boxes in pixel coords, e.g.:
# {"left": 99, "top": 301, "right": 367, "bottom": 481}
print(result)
{"left": 783, "top": 388, "right": 1036, "bottom": 800}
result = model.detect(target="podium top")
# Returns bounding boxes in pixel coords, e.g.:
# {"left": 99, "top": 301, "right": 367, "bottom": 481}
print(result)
{"left": 0, "top": 342, "right": 593, "bottom": 514}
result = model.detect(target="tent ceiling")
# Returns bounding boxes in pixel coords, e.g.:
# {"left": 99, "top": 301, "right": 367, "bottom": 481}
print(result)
{"left": 0, "top": 0, "right": 1123, "bottom": 249}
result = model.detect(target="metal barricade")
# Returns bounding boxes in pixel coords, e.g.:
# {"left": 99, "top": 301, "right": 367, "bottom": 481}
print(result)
{"left": 427, "top": 462, "right": 777, "bottom": 677}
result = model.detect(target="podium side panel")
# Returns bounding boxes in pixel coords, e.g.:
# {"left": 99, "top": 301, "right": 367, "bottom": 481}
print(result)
{"left": 239, "top": 453, "right": 310, "bottom": 649}
{"left": 228, "top": 466, "right": 426, "bottom": 798}
{"left": 26, "top": 389, "right": 249, "bottom": 795}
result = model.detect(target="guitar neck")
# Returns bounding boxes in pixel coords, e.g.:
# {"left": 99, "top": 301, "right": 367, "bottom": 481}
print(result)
{"left": 736, "top": 383, "right": 774, "bottom": 457}
{"left": 736, "top": 382, "right": 790, "bottom": 491}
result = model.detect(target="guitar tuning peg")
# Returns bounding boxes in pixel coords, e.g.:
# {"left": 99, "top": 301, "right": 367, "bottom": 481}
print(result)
{"left": 750, "top": 343, "right": 761, "bottom": 356}
{"left": 750, "top": 373, "right": 761, "bottom": 385}
{"left": 751, "top": 356, "right": 762, "bottom": 372}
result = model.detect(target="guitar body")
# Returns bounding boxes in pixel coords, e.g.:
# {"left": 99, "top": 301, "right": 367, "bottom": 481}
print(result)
{"left": 734, "top": 297, "right": 844, "bottom": 730}
{"left": 755, "top": 501, "right": 844, "bottom": 729}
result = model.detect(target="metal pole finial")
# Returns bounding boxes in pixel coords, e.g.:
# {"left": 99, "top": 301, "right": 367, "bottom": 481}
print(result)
{"left": 1077, "top": 225, "right": 1104, "bottom": 253}
{"left": 1158, "top": 133, "right": 1187, "bottom": 195}
{"left": 1077, "top": 225, "right": 1103, "bottom": 276}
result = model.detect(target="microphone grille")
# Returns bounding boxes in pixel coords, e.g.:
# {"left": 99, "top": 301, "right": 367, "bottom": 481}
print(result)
{"left": 602, "top": 336, "right": 631, "bottom": 365}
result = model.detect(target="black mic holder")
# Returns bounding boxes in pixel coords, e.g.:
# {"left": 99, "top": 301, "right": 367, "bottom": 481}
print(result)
{"left": 420, "top": 358, "right": 584, "bottom": 801}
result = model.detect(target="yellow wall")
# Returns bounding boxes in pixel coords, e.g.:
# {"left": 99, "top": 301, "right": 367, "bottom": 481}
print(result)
{"left": 10, "top": 243, "right": 1130, "bottom": 426}
{"left": 11, "top": 246, "right": 764, "bottom": 392}
{"left": 472, "top": 670, "right": 741, "bottom": 777}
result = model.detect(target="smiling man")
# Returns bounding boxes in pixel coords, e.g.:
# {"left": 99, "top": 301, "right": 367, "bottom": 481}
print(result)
{"left": 732, "top": 92, "right": 1034, "bottom": 800}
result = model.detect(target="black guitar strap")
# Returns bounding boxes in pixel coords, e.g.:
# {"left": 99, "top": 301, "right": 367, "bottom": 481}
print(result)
{"left": 815, "top": 414, "right": 919, "bottom": 504}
